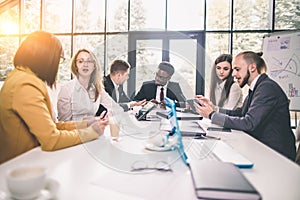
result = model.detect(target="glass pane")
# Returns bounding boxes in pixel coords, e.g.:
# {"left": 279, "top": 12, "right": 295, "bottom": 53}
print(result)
{"left": 56, "top": 36, "right": 72, "bottom": 84}
{"left": 106, "top": 34, "right": 128, "bottom": 74}
{"left": 44, "top": 0, "right": 72, "bottom": 33}
{"left": 135, "top": 40, "right": 162, "bottom": 93}
{"left": 232, "top": 33, "right": 266, "bottom": 55}
{"left": 0, "top": 3, "right": 19, "bottom": 34}
{"left": 0, "top": 37, "right": 18, "bottom": 81}
{"left": 73, "top": 35, "right": 105, "bottom": 70}
{"left": 130, "top": 0, "right": 165, "bottom": 31}
{"left": 233, "top": 0, "right": 270, "bottom": 30}
{"left": 74, "top": 0, "right": 105, "bottom": 32}
{"left": 205, "top": 33, "right": 230, "bottom": 96}
{"left": 168, "top": 0, "right": 204, "bottom": 31}
{"left": 206, "top": 0, "right": 230, "bottom": 30}
{"left": 23, "top": 0, "right": 40, "bottom": 33}
{"left": 107, "top": 0, "right": 128, "bottom": 32}
{"left": 275, "top": 0, "right": 300, "bottom": 29}
{"left": 169, "top": 39, "right": 197, "bottom": 98}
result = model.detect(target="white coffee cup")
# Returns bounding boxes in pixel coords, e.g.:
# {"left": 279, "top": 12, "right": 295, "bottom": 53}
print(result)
{"left": 6, "top": 165, "right": 46, "bottom": 200}
{"left": 148, "top": 131, "right": 168, "bottom": 147}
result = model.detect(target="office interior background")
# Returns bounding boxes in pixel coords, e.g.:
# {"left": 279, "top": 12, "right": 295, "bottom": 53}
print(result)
{"left": 0, "top": 0, "right": 299, "bottom": 122}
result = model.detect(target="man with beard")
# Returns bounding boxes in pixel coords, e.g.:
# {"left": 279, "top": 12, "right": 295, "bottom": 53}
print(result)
{"left": 195, "top": 51, "right": 296, "bottom": 161}
{"left": 133, "top": 61, "right": 186, "bottom": 107}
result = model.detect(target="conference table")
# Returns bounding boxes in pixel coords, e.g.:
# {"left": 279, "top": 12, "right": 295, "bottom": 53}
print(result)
{"left": 0, "top": 110, "right": 300, "bottom": 200}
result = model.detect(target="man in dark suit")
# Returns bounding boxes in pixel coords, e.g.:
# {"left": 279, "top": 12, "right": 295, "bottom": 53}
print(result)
{"left": 133, "top": 61, "right": 186, "bottom": 107}
{"left": 103, "top": 59, "right": 146, "bottom": 111}
{"left": 195, "top": 51, "right": 296, "bottom": 161}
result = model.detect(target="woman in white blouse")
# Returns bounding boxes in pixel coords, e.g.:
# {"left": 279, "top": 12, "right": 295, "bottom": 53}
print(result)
{"left": 57, "top": 49, "right": 123, "bottom": 121}
{"left": 209, "top": 54, "right": 243, "bottom": 110}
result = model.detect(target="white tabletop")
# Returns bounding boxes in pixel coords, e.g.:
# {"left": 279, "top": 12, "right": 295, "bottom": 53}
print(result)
{"left": 0, "top": 112, "right": 300, "bottom": 200}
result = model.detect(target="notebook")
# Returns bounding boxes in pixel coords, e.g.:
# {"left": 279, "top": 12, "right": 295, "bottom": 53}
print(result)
{"left": 190, "top": 160, "right": 261, "bottom": 200}
{"left": 163, "top": 97, "right": 253, "bottom": 169}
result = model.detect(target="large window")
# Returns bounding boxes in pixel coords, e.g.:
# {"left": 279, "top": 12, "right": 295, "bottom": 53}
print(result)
{"left": 0, "top": 0, "right": 299, "bottom": 95}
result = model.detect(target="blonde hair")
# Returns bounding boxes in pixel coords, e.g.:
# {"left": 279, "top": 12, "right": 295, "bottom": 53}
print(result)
{"left": 70, "top": 49, "right": 102, "bottom": 102}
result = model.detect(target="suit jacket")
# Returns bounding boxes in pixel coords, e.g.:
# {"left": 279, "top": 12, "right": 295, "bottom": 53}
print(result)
{"left": 213, "top": 74, "right": 296, "bottom": 160}
{"left": 133, "top": 80, "right": 186, "bottom": 107}
{"left": 103, "top": 75, "right": 130, "bottom": 111}
{"left": 103, "top": 75, "right": 130, "bottom": 103}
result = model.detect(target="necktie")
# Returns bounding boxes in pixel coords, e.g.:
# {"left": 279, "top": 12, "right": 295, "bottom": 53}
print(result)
{"left": 248, "top": 89, "right": 253, "bottom": 100}
{"left": 160, "top": 87, "right": 164, "bottom": 102}
{"left": 112, "top": 88, "right": 117, "bottom": 102}
{"left": 118, "top": 85, "right": 123, "bottom": 102}
{"left": 246, "top": 89, "right": 253, "bottom": 111}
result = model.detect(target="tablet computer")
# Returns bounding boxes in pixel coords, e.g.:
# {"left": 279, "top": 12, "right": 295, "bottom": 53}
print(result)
{"left": 186, "top": 98, "right": 202, "bottom": 113}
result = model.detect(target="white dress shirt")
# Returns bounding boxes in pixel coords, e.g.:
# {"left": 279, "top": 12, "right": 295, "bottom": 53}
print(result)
{"left": 57, "top": 78, "right": 123, "bottom": 121}
{"left": 249, "top": 74, "right": 261, "bottom": 91}
{"left": 155, "top": 85, "right": 167, "bottom": 102}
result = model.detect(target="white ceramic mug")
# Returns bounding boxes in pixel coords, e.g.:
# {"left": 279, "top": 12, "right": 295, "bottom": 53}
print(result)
{"left": 6, "top": 165, "right": 46, "bottom": 200}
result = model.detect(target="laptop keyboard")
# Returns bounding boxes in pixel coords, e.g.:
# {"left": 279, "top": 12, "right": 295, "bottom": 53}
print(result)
{"left": 183, "top": 139, "right": 220, "bottom": 161}
{"left": 182, "top": 138, "right": 254, "bottom": 168}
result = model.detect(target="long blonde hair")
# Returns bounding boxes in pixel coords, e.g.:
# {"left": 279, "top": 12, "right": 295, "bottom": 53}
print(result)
{"left": 70, "top": 49, "right": 102, "bottom": 102}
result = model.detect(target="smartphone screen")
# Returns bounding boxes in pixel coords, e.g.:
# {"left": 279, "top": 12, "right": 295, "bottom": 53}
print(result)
{"left": 100, "top": 110, "right": 108, "bottom": 119}
{"left": 95, "top": 104, "right": 108, "bottom": 118}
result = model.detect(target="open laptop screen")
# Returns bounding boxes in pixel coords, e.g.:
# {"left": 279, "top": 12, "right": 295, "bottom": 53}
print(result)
{"left": 164, "top": 97, "right": 189, "bottom": 166}
{"left": 135, "top": 101, "right": 156, "bottom": 121}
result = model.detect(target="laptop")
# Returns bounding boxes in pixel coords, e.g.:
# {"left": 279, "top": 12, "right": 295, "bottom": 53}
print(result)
{"left": 183, "top": 138, "right": 254, "bottom": 168}
{"left": 156, "top": 110, "right": 203, "bottom": 120}
{"left": 135, "top": 101, "right": 156, "bottom": 121}
{"left": 163, "top": 97, "right": 254, "bottom": 169}
{"left": 160, "top": 119, "right": 206, "bottom": 137}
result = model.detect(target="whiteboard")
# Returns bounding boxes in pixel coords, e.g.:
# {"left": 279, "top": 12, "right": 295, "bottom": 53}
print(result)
{"left": 262, "top": 31, "right": 300, "bottom": 111}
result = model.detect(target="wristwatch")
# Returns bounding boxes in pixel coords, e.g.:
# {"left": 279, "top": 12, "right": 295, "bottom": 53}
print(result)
{"left": 209, "top": 111, "right": 216, "bottom": 120}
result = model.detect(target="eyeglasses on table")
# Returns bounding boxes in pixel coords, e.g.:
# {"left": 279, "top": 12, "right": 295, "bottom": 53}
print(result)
{"left": 131, "top": 160, "right": 173, "bottom": 173}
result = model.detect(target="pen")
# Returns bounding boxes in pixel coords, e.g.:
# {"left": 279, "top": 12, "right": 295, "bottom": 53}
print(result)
{"left": 195, "top": 135, "right": 221, "bottom": 140}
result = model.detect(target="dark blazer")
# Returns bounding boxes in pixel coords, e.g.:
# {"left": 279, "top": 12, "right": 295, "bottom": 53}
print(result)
{"left": 217, "top": 74, "right": 296, "bottom": 160}
{"left": 103, "top": 75, "right": 130, "bottom": 111}
{"left": 133, "top": 80, "right": 186, "bottom": 107}
{"left": 103, "top": 75, "right": 130, "bottom": 103}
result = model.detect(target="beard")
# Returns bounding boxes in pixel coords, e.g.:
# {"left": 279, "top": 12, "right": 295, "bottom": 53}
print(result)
{"left": 239, "top": 70, "right": 250, "bottom": 88}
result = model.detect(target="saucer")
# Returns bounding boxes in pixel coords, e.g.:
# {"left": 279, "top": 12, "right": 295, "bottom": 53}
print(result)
{"left": 145, "top": 134, "right": 179, "bottom": 152}
{"left": 145, "top": 142, "right": 177, "bottom": 152}
{"left": 0, "top": 178, "right": 59, "bottom": 200}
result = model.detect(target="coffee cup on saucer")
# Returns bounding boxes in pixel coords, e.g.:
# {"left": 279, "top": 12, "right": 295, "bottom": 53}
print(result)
{"left": 6, "top": 165, "right": 47, "bottom": 200}
{"left": 145, "top": 130, "right": 179, "bottom": 151}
